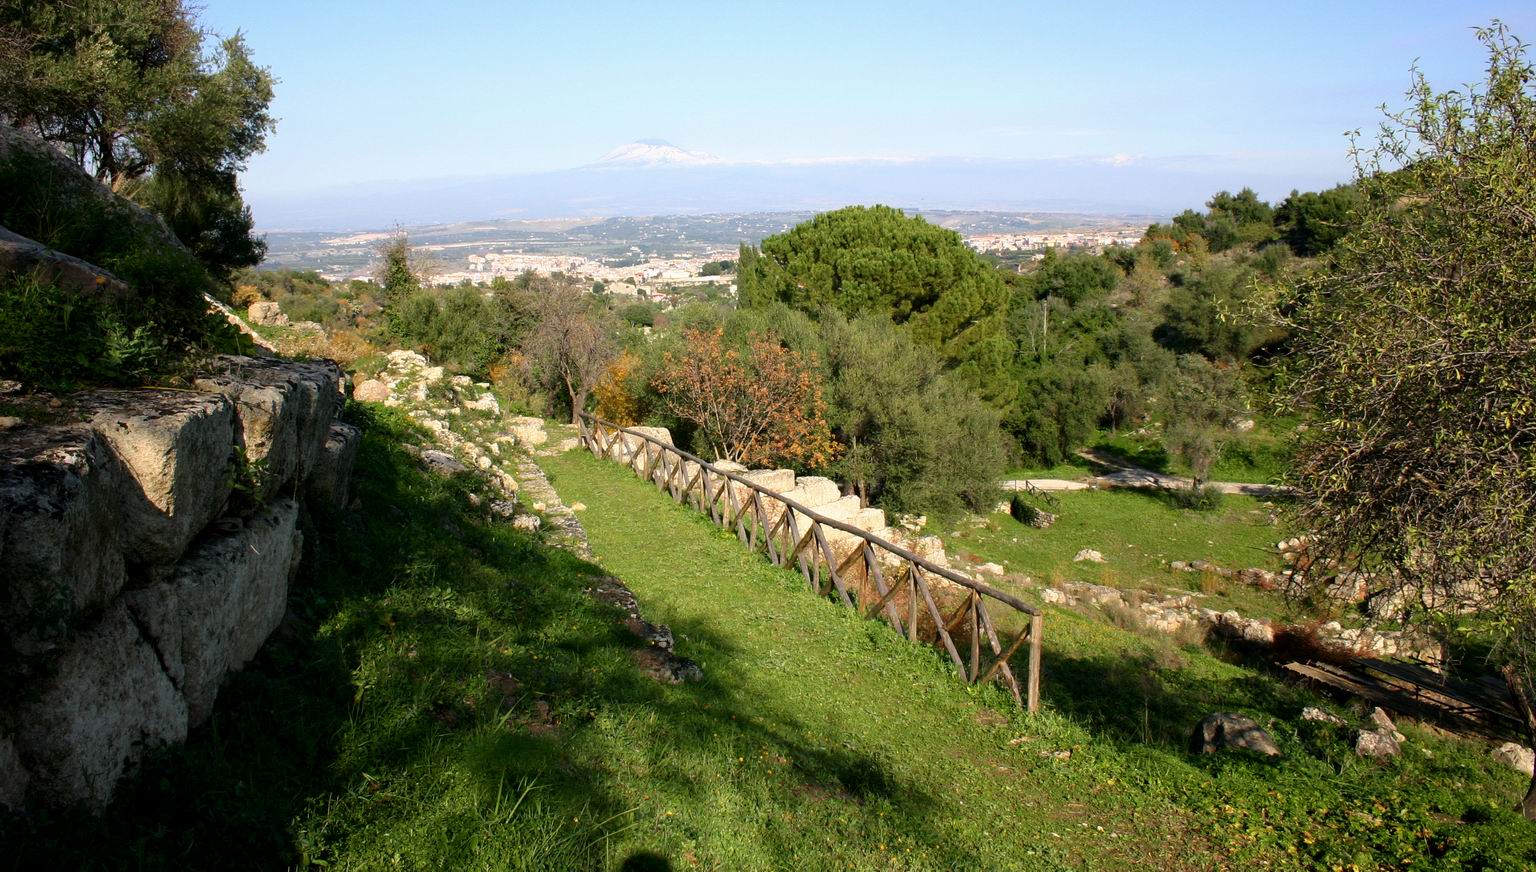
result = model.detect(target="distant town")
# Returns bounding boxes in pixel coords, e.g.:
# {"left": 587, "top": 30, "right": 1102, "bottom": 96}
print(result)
{"left": 259, "top": 210, "right": 1155, "bottom": 294}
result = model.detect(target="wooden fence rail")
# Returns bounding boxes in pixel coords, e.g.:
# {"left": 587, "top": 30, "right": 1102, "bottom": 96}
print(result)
{"left": 577, "top": 413, "right": 1042, "bottom": 712}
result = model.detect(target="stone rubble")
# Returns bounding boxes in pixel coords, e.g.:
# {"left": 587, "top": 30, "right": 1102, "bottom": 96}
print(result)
{"left": 1493, "top": 742, "right": 1536, "bottom": 777}
{"left": 1036, "top": 578, "right": 1441, "bottom": 661}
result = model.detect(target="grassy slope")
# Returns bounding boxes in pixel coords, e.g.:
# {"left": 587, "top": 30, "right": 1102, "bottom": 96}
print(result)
{"left": 541, "top": 451, "right": 1212, "bottom": 871}
{"left": 546, "top": 449, "right": 1536, "bottom": 871}
{"left": 943, "top": 490, "right": 1299, "bottom": 620}
{"left": 5, "top": 415, "right": 1533, "bottom": 870}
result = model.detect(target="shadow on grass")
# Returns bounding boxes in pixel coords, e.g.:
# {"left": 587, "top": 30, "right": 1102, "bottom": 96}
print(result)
{"left": 0, "top": 406, "right": 961, "bottom": 870}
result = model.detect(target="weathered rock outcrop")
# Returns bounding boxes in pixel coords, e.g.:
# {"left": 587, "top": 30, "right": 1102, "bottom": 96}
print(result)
{"left": 0, "top": 357, "right": 355, "bottom": 811}
{"left": 0, "top": 225, "right": 133, "bottom": 301}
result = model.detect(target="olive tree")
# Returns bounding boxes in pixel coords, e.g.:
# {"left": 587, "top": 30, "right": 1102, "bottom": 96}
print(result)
{"left": 1275, "top": 23, "right": 1536, "bottom": 816}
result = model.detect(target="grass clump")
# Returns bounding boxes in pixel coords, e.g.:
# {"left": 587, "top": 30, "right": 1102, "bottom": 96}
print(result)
{"left": 0, "top": 145, "right": 231, "bottom": 389}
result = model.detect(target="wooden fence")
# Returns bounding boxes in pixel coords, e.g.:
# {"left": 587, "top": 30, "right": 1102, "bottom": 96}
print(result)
{"left": 577, "top": 413, "right": 1043, "bottom": 712}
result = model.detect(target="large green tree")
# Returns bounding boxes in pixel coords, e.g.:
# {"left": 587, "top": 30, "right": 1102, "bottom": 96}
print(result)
{"left": 1277, "top": 23, "right": 1536, "bottom": 816}
{"left": 0, "top": 1, "right": 275, "bottom": 279}
{"left": 817, "top": 312, "right": 1004, "bottom": 514}
{"left": 737, "top": 205, "right": 1013, "bottom": 404}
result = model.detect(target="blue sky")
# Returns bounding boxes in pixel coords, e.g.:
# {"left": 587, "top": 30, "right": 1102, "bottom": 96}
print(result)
{"left": 200, "top": 1, "right": 1534, "bottom": 212}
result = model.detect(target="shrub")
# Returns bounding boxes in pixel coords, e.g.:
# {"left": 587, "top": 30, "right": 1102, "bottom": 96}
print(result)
{"left": 0, "top": 276, "right": 169, "bottom": 388}
{"left": 1167, "top": 484, "right": 1224, "bottom": 512}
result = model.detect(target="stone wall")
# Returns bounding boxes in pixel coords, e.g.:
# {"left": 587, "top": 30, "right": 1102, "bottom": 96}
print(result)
{"left": 0, "top": 356, "right": 358, "bottom": 810}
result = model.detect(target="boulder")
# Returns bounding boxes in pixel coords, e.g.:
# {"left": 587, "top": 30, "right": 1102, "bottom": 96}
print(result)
{"left": 421, "top": 449, "right": 467, "bottom": 475}
{"left": 462, "top": 392, "right": 500, "bottom": 415}
{"left": 851, "top": 506, "right": 887, "bottom": 532}
{"left": 0, "top": 125, "right": 183, "bottom": 251}
{"left": 306, "top": 422, "right": 362, "bottom": 509}
{"left": 10, "top": 601, "right": 188, "bottom": 807}
{"left": 1073, "top": 548, "right": 1106, "bottom": 564}
{"left": 83, "top": 390, "right": 235, "bottom": 565}
{"left": 632, "top": 647, "right": 705, "bottom": 684}
{"left": 246, "top": 301, "right": 287, "bottom": 327}
{"left": 1369, "top": 707, "right": 1405, "bottom": 742}
{"left": 1190, "top": 712, "right": 1281, "bottom": 757}
{"left": 0, "top": 225, "right": 133, "bottom": 301}
{"left": 353, "top": 379, "right": 390, "bottom": 403}
{"left": 1493, "top": 742, "right": 1535, "bottom": 777}
{"left": 0, "top": 423, "right": 126, "bottom": 653}
{"left": 1354, "top": 728, "right": 1401, "bottom": 758}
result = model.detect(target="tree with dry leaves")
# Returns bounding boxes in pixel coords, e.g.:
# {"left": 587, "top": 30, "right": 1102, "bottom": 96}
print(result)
{"left": 523, "top": 285, "right": 615, "bottom": 424}
{"left": 653, "top": 328, "right": 837, "bottom": 468}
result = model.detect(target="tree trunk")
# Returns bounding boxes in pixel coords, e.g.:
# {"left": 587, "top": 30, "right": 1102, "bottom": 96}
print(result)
{"left": 569, "top": 387, "right": 588, "bottom": 426}
{"left": 1500, "top": 663, "right": 1536, "bottom": 820}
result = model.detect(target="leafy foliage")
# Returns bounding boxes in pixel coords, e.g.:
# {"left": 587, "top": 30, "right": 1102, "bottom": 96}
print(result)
{"left": 738, "top": 205, "right": 1013, "bottom": 402}
{"left": 1274, "top": 184, "right": 1362, "bottom": 256}
{"left": 817, "top": 312, "right": 1003, "bottom": 513}
{"left": 653, "top": 327, "right": 837, "bottom": 467}
{"left": 0, "top": 275, "right": 168, "bottom": 387}
{"left": 0, "top": 4, "right": 275, "bottom": 279}
{"left": 1275, "top": 21, "right": 1536, "bottom": 813}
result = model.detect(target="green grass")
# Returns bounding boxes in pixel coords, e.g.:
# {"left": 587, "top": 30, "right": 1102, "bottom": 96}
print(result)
{"left": 944, "top": 490, "right": 1298, "bottom": 621}
{"left": 1090, "top": 419, "right": 1296, "bottom": 486}
{"left": 6, "top": 419, "right": 1534, "bottom": 870}
{"left": 544, "top": 450, "right": 1536, "bottom": 870}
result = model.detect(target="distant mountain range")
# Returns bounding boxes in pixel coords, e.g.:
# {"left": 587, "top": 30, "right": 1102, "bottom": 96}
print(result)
{"left": 250, "top": 140, "right": 1347, "bottom": 232}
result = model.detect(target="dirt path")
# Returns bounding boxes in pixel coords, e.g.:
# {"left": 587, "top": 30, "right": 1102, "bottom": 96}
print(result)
{"left": 1004, "top": 449, "right": 1293, "bottom": 498}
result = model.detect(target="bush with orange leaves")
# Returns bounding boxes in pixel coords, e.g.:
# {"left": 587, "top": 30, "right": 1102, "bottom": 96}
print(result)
{"left": 653, "top": 328, "right": 837, "bottom": 468}
{"left": 593, "top": 350, "right": 644, "bottom": 426}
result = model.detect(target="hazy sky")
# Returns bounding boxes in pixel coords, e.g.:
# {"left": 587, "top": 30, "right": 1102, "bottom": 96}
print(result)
{"left": 201, "top": 1, "right": 1533, "bottom": 203}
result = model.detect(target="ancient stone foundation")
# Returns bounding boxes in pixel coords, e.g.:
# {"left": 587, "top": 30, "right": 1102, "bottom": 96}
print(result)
{"left": 0, "top": 356, "right": 357, "bottom": 810}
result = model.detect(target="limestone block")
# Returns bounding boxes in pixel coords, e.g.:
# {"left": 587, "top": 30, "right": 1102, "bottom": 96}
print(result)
{"left": 246, "top": 301, "right": 287, "bottom": 326}
{"left": 193, "top": 356, "right": 342, "bottom": 497}
{"left": 765, "top": 476, "right": 841, "bottom": 529}
{"left": 11, "top": 601, "right": 188, "bottom": 807}
{"left": 0, "top": 423, "right": 126, "bottom": 652}
{"left": 165, "top": 498, "right": 302, "bottom": 724}
{"left": 353, "top": 379, "right": 390, "bottom": 403}
{"left": 742, "top": 468, "right": 795, "bottom": 492}
{"left": 508, "top": 416, "right": 548, "bottom": 448}
{"left": 122, "top": 585, "right": 184, "bottom": 689}
{"left": 852, "top": 507, "right": 887, "bottom": 532}
{"left": 701, "top": 459, "right": 746, "bottom": 496}
{"left": 84, "top": 390, "right": 235, "bottom": 565}
{"left": 306, "top": 422, "right": 362, "bottom": 509}
{"left": 0, "top": 730, "right": 28, "bottom": 812}
{"left": 463, "top": 392, "right": 500, "bottom": 415}
{"left": 725, "top": 468, "right": 794, "bottom": 513}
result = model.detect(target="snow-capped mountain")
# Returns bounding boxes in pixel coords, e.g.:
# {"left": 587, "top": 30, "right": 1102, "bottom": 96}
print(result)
{"left": 591, "top": 139, "right": 720, "bottom": 167}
